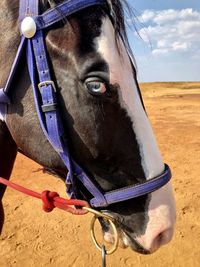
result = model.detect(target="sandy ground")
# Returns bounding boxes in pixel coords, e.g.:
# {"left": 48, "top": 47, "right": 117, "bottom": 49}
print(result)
{"left": 0, "top": 82, "right": 200, "bottom": 267}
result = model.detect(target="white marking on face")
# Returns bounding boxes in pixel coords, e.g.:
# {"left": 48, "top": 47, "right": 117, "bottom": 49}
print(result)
{"left": 95, "top": 17, "right": 164, "bottom": 179}
{"left": 95, "top": 17, "right": 176, "bottom": 251}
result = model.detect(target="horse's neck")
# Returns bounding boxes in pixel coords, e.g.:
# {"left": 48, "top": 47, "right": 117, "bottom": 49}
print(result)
{"left": 0, "top": 1, "right": 20, "bottom": 87}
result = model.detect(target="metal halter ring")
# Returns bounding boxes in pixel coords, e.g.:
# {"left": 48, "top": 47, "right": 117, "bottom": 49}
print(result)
{"left": 83, "top": 207, "right": 119, "bottom": 255}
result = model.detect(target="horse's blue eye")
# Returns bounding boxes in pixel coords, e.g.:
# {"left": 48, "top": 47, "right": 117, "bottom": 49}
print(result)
{"left": 86, "top": 81, "right": 107, "bottom": 95}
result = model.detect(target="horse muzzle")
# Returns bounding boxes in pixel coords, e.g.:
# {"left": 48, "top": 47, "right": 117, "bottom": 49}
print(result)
{"left": 99, "top": 212, "right": 175, "bottom": 255}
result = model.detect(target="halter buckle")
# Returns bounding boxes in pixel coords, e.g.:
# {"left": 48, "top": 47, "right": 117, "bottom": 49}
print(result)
{"left": 38, "top": 80, "right": 56, "bottom": 92}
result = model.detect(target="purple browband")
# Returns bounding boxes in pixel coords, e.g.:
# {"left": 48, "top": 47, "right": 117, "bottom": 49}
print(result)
{"left": 0, "top": 0, "right": 172, "bottom": 208}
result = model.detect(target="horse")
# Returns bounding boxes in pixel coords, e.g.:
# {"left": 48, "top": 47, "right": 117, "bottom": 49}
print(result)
{"left": 0, "top": 0, "right": 176, "bottom": 255}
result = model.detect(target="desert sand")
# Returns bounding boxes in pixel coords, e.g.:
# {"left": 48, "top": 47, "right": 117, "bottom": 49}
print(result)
{"left": 0, "top": 82, "right": 200, "bottom": 267}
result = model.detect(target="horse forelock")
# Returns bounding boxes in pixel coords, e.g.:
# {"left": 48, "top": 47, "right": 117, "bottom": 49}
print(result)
{"left": 40, "top": 0, "right": 136, "bottom": 65}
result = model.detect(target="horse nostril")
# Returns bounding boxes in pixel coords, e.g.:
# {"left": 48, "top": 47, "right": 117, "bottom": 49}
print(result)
{"left": 135, "top": 226, "right": 174, "bottom": 254}
{"left": 161, "top": 228, "right": 174, "bottom": 245}
{"left": 150, "top": 227, "right": 174, "bottom": 253}
{"left": 156, "top": 232, "right": 163, "bottom": 245}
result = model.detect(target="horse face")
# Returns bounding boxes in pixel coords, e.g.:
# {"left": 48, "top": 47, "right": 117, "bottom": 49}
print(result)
{"left": 45, "top": 5, "right": 176, "bottom": 254}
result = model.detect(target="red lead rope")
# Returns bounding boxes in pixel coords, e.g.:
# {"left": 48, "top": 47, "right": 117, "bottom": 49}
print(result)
{"left": 0, "top": 177, "right": 89, "bottom": 215}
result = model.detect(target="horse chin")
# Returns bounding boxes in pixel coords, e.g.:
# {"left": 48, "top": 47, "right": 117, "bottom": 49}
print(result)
{"left": 100, "top": 213, "right": 151, "bottom": 255}
{"left": 102, "top": 227, "right": 151, "bottom": 254}
{"left": 102, "top": 227, "right": 152, "bottom": 255}
{"left": 103, "top": 228, "right": 129, "bottom": 249}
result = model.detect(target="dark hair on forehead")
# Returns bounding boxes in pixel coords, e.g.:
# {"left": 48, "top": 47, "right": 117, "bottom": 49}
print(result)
{"left": 41, "top": 0, "right": 135, "bottom": 61}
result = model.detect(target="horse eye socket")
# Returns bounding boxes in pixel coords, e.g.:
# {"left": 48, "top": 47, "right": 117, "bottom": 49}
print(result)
{"left": 85, "top": 81, "right": 107, "bottom": 95}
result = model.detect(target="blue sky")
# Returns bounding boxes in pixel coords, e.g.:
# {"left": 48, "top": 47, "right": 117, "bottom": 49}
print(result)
{"left": 126, "top": 0, "right": 200, "bottom": 82}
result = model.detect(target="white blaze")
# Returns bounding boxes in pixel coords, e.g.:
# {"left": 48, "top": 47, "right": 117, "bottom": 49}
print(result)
{"left": 95, "top": 18, "right": 164, "bottom": 178}
{"left": 95, "top": 18, "right": 176, "bottom": 251}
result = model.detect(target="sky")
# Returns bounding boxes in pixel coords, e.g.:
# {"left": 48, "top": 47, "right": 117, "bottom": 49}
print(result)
{"left": 126, "top": 0, "right": 200, "bottom": 82}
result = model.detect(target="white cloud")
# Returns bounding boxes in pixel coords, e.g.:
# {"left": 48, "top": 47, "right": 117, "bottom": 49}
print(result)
{"left": 139, "top": 10, "right": 155, "bottom": 23}
{"left": 136, "top": 8, "right": 200, "bottom": 56}
{"left": 139, "top": 8, "right": 200, "bottom": 25}
{"left": 157, "top": 40, "right": 167, "bottom": 48}
{"left": 172, "top": 42, "right": 190, "bottom": 51}
{"left": 152, "top": 48, "right": 169, "bottom": 55}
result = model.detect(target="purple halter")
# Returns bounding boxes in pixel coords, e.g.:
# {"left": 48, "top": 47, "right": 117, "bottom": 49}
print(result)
{"left": 0, "top": 0, "right": 171, "bottom": 208}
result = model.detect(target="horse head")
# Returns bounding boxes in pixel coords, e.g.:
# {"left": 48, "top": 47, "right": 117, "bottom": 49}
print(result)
{"left": 2, "top": 0, "right": 176, "bottom": 254}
